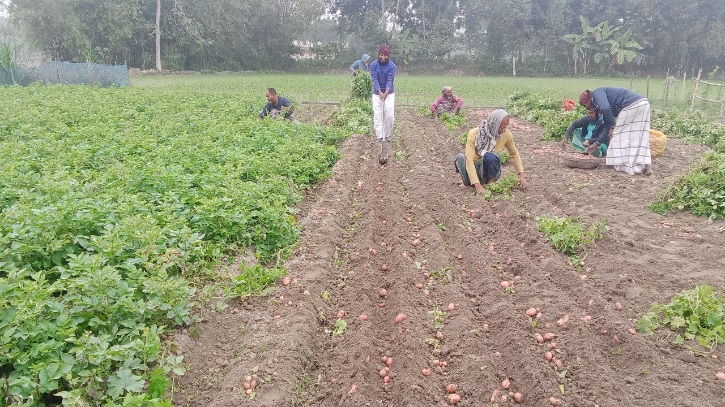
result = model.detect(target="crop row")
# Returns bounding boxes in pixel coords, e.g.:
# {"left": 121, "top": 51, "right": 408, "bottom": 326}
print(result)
{"left": 0, "top": 85, "right": 345, "bottom": 405}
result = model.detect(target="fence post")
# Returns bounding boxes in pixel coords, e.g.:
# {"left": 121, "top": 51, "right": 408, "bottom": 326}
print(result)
{"left": 691, "top": 68, "right": 702, "bottom": 111}
{"left": 665, "top": 72, "right": 670, "bottom": 107}
{"left": 682, "top": 72, "right": 687, "bottom": 100}
{"left": 646, "top": 76, "right": 650, "bottom": 99}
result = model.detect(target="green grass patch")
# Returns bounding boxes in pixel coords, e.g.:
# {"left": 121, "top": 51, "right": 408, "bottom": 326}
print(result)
{"left": 330, "top": 98, "right": 373, "bottom": 135}
{"left": 132, "top": 73, "right": 704, "bottom": 112}
{"left": 535, "top": 215, "right": 605, "bottom": 265}
{"left": 636, "top": 285, "right": 725, "bottom": 351}
{"left": 484, "top": 174, "right": 518, "bottom": 201}
{"left": 651, "top": 110, "right": 725, "bottom": 152}
{"left": 506, "top": 91, "right": 587, "bottom": 141}
{"left": 649, "top": 153, "right": 725, "bottom": 220}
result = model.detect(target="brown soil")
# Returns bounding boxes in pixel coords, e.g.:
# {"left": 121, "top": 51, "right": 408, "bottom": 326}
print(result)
{"left": 171, "top": 106, "right": 725, "bottom": 407}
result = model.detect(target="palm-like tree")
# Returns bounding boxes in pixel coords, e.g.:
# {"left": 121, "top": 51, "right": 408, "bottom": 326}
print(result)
{"left": 606, "top": 30, "right": 643, "bottom": 70}
{"left": 565, "top": 15, "right": 644, "bottom": 75}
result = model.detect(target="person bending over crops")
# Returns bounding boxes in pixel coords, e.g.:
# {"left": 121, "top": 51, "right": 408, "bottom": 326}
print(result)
{"left": 370, "top": 44, "right": 396, "bottom": 145}
{"left": 431, "top": 86, "right": 463, "bottom": 118}
{"left": 579, "top": 88, "right": 652, "bottom": 175}
{"left": 350, "top": 53, "right": 370, "bottom": 76}
{"left": 454, "top": 109, "right": 526, "bottom": 194}
{"left": 561, "top": 109, "right": 607, "bottom": 158}
{"left": 259, "top": 88, "right": 295, "bottom": 120}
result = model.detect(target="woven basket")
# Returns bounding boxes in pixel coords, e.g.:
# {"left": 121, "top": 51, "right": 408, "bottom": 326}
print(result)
{"left": 650, "top": 129, "right": 667, "bottom": 158}
{"left": 563, "top": 154, "right": 604, "bottom": 169}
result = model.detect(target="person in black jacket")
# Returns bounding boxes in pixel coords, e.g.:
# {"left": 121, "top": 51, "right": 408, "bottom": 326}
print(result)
{"left": 259, "top": 88, "right": 295, "bottom": 120}
{"left": 561, "top": 109, "right": 607, "bottom": 157}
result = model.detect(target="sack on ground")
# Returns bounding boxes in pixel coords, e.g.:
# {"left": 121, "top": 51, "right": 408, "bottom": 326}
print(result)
{"left": 649, "top": 129, "right": 667, "bottom": 158}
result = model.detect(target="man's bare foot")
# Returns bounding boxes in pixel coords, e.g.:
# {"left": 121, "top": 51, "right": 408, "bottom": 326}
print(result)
{"left": 643, "top": 164, "right": 653, "bottom": 176}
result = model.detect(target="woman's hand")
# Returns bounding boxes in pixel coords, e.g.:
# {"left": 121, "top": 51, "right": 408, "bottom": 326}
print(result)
{"left": 584, "top": 142, "right": 599, "bottom": 155}
{"left": 561, "top": 137, "right": 568, "bottom": 148}
{"left": 474, "top": 183, "right": 486, "bottom": 195}
{"left": 517, "top": 172, "right": 527, "bottom": 190}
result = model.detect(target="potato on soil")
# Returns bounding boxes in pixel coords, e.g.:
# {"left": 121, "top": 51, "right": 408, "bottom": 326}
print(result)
{"left": 447, "top": 394, "right": 461, "bottom": 405}
{"left": 358, "top": 314, "right": 368, "bottom": 321}
{"left": 526, "top": 308, "right": 538, "bottom": 317}
{"left": 501, "top": 378, "right": 511, "bottom": 389}
{"left": 379, "top": 288, "right": 387, "bottom": 297}
{"left": 446, "top": 384, "right": 458, "bottom": 393}
{"left": 716, "top": 372, "right": 725, "bottom": 381}
{"left": 549, "top": 396, "right": 561, "bottom": 406}
{"left": 513, "top": 392, "right": 523, "bottom": 403}
{"left": 395, "top": 313, "right": 407, "bottom": 323}
{"left": 282, "top": 276, "right": 291, "bottom": 286}
{"left": 422, "top": 368, "right": 431, "bottom": 376}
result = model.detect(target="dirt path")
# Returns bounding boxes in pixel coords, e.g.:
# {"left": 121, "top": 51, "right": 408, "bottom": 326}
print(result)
{"left": 172, "top": 106, "right": 725, "bottom": 407}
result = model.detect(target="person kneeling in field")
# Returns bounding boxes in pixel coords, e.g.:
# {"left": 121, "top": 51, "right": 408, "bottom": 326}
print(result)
{"left": 431, "top": 86, "right": 463, "bottom": 118}
{"left": 578, "top": 88, "right": 652, "bottom": 175}
{"left": 454, "top": 109, "right": 526, "bottom": 194}
{"left": 259, "top": 87, "right": 295, "bottom": 120}
{"left": 561, "top": 108, "right": 607, "bottom": 158}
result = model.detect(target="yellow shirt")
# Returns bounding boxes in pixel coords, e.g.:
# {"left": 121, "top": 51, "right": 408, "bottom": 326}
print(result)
{"left": 464, "top": 127, "right": 524, "bottom": 185}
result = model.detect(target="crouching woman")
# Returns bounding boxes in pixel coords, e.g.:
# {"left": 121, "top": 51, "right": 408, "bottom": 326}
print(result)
{"left": 454, "top": 109, "right": 526, "bottom": 195}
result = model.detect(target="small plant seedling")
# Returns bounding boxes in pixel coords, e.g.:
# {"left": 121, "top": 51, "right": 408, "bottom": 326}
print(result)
{"left": 505, "top": 286, "right": 516, "bottom": 295}
{"left": 438, "top": 223, "right": 448, "bottom": 231}
{"left": 189, "top": 325, "right": 203, "bottom": 339}
{"left": 429, "top": 267, "right": 454, "bottom": 284}
{"left": 429, "top": 304, "right": 448, "bottom": 330}
{"left": 331, "top": 319, "right": 347, "bottom": 337}
{"left": 425, "top": 338, "right": 442, "bottom": 350}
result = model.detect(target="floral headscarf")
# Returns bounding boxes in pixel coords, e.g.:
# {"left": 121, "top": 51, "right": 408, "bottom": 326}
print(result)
{"left": 475, "top": 109, "right": 509, "bottom": 156}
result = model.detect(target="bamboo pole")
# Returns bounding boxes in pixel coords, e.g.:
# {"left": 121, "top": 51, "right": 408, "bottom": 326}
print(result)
{"left": 646, "top": 76, "right": 650, "bottom": 98}
{"left": 690, "top": 68, "right": 702, "bottom": 110}
{"left": 681, "top": 72, "right": 686, "bottom": 100}
{"left": 665, "top": 71, "right": 670, "bottom": 107}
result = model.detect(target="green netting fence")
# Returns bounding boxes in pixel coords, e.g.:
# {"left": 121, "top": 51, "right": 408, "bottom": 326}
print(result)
{"left": 0, "top": 62, "right": 129, "bottom": 86}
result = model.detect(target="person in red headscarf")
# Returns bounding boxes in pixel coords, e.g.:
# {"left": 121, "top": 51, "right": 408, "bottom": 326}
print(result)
{"left": 579, "top": 88, "right": 653, "bottom": 175}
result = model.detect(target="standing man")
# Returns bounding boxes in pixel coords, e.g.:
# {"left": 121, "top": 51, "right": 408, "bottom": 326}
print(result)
{"left": 259, "top": 88, "right": 295, "bottom": 120}
{"left": 349, "top": 53, "right": 370, "bottom": 76}
{"left": 579, "top": 88, "right": 652, "bottom": 175}
{"left": 370, "top": 45, "right": 396, "bottom": 150}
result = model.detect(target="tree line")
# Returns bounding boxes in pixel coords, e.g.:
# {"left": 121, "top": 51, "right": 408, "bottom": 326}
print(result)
{"left": 2, "top": 0, "right": 724, "bottom": 76}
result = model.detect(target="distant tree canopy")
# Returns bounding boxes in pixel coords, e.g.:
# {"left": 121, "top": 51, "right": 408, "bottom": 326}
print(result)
{"left": 7, "top": 0, "right": 326, "bottom": 70}
{"left": 5, "top": 0, "right": 725, "bottom": 75}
